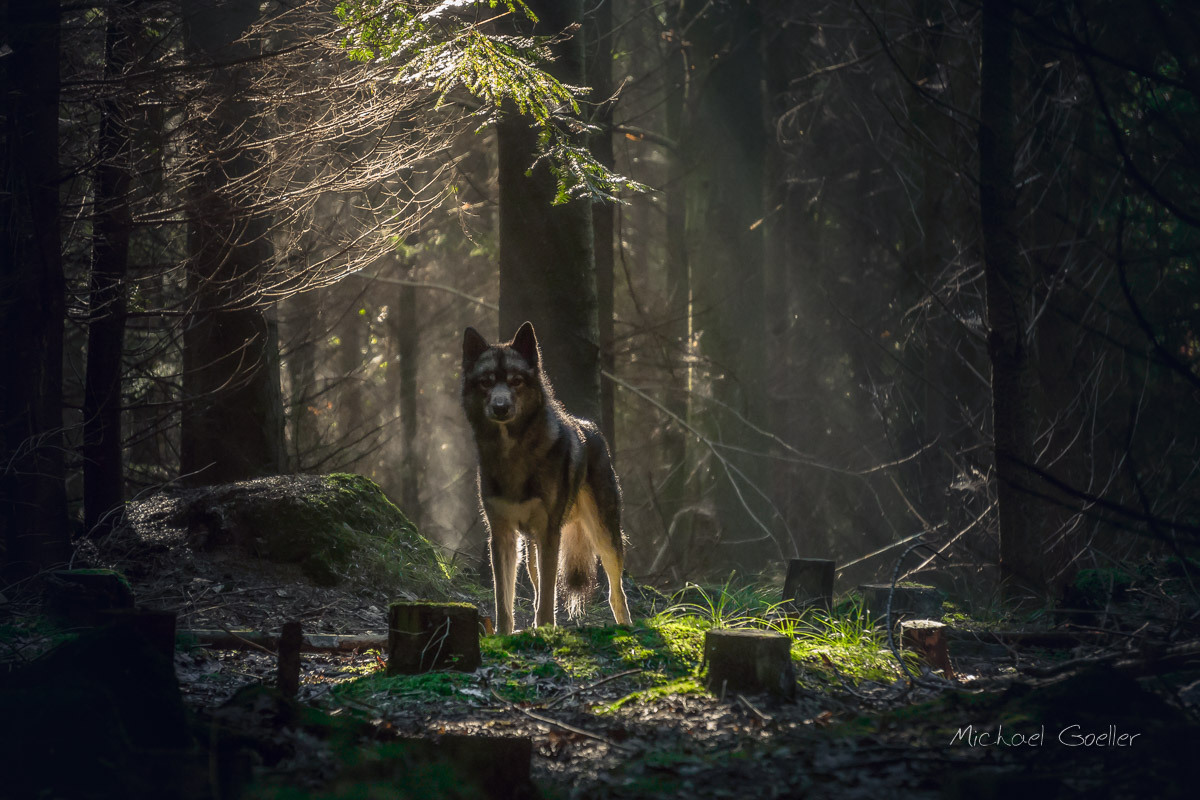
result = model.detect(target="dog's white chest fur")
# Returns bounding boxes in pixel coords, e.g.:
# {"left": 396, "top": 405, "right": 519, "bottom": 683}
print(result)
{"left": 484, "top": 496, "right": 548, "bottom": 533}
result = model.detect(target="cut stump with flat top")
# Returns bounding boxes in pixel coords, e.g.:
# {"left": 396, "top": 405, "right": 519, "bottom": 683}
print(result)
{"left": 782, "top": 559, "right": 835, "bottom": 611}
{"left": 901, "top": 619, "right": 954, "bottom": 678}
{"left": 45, "top": 569, "right": 134, "bottom": 627}
{"left": 858, "top": 583, "right": 943, "bottom": 623}
{"left": 98, "top": 608, "right": 176, "bottom": 660}
{"left": 704, "top": 629, "right": 795, "bottom": 700}
{"left": 387, "top": 602, "right": 481, "bottom": 674}
{"left": 278, "top": 621, "right": 303, "bottom": 697}
{"left": 342, "top": 735, "right": 536, "bottom": 800}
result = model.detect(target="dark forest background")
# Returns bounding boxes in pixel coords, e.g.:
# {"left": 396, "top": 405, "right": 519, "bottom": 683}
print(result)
{"left": 3, "top": 0, "right": 1199, "bottom": 608}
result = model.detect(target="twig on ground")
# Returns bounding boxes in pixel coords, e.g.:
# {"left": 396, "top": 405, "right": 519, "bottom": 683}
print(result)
{"left": 735, "top": 693, "right": 771, "bottom": 724}
{"left": 490, "top": 687, "right": 634, "bottom": 753}
{"left": 220, "top": 626, "right": 278, "bottom": 657}
{"left": 542, "top": 668, "right": 643, "bottom": 710}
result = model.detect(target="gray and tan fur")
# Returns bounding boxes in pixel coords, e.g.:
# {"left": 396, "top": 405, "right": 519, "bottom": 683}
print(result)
{"left": 461, "top": 322, "right": 633, "bottom": 635}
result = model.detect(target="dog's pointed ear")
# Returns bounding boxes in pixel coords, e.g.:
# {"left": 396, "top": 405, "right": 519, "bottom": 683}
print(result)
{"left": 510, "top": 321, "right": 540, "bottom": 371}
{"left": 463, "top": 327, "right": 489, "bottom": 367}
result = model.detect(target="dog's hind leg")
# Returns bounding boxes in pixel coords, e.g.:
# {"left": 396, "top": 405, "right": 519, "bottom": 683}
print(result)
{"left": 533, "top": 528, "right": 560, "bottom": 628}
{"left": 489, "top": 522, "right": 519, "bottom": 635}
{"left": 595, "top": 533, "right": 632, "bottom": 626}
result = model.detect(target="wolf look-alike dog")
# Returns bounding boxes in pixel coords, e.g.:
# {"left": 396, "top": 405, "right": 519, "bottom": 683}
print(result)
{"left": 461, "top": 322, "right": 633, "bottom": 635}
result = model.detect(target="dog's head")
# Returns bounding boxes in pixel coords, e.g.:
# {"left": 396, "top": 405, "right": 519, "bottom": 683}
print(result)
{"left": 461, "top": 321, "right": 543, "bottom": 427}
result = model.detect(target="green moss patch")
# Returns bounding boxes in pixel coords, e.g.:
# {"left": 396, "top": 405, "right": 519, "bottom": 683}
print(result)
{"left": 333, "top": 671, "right": 477, "bottom": 706}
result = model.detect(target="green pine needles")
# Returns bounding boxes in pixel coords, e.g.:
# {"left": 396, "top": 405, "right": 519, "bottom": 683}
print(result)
{"left": 334, "top": 0, "right": 645, "bottom": 203}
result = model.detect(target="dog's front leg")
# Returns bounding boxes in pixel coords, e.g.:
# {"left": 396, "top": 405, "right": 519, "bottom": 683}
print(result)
{"left": 525, "top": 539, "right": 542, "bottom": 616}
{"left": 533, "top": 523, "right": 560, "bottom": 628}
{"left": 489, "top": 521, "right": 519, "bottom": 635}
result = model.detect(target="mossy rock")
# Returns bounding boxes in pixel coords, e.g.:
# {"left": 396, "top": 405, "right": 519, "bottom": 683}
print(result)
{"left": 124, "top": 473, "right": 447, "bottom": 592}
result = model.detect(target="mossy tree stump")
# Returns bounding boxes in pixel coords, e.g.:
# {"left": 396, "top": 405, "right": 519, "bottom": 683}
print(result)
{"left": 433, "top": 735, "right": 535, "bottom": 799}
{"left": 387, "top": 602, "right": 481, "bottom": 674}
{"left": 277, "top": 621, "right": 303, "bottom": 697}
{"left": 45, "top": 569, "right": 134, "bottom": 627}
{"left": 782, "top": 558, "right": 834, "bottom": 611}
{"left": 704, "top": 629, "right": 795, "bottom": 700}
{"left": 858, "top": 583, "right": 943, "bottom": 624}
{"left": 901, "top": 619, "right": 954, "bottom": 678}
{"left": 344, "top": 735, "right": 536, "bottom": 800}
{"left": 98, "top": 608, "right": 176, "bottom": 659}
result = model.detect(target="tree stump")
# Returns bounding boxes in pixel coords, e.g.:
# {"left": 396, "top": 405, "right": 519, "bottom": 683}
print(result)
{"left": 277, "top": 621, "right": 303, "bottom": 697}
{"left": 901, "top": 619, "right": 954, "bottom": 678}
{"left": 704, "top": 629, "right": 795, "bottom": 700}
{"left": 98, "top": 608, "right": 176, "bottom": 660}
{"left": 435, "top": 735, "right": 535, "bottom": 799}
{"left": 782, "top": 558, "right": 834, "bottom": 611}
{"left": 387, "top": 602, "right": 481, "bottom": 674}
{"left": 45, "top": 569, "right": 134, "bottom": 627}
{"left": 343, "top": 735, "right": 536, "bottom": 800}
{"left": 858, "top": 583, "right": 943, "bottom": 624}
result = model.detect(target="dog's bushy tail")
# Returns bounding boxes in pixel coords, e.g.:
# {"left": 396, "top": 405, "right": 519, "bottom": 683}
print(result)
{"left": 561, "top": 484, "right": 614, "bottom": 619}
{"left": 560, "top": 519, "right": 597, "bottom": 619}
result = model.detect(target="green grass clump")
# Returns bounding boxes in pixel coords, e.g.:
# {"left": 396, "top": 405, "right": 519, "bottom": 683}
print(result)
{"left": 770, "top": 603, "right": 918, "bottom": 683}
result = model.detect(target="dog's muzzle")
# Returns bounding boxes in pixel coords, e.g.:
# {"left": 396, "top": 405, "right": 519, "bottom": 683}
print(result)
{"left": 487, "top": 398, "right": 513, "bottom": 422}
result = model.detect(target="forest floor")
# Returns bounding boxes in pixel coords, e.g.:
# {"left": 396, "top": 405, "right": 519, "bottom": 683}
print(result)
{"left": 4, "top": 477, "right": 1200, "bottom": 798}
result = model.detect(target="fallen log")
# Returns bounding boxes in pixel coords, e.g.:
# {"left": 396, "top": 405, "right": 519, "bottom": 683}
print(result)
{"left": 179, "top": 629, "right": 387, "bottom": 653}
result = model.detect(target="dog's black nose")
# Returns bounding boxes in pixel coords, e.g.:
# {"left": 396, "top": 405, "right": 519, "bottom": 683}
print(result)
{"left": 490, "top": 398, "right": 512, "bottom": 419}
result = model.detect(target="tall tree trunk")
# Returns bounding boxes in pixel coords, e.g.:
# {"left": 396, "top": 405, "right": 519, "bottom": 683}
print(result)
{"left": 0, "top": 0, "right": 69, "bottom": 579}
{"left": 658, "top": 6, "right": 691, "bottom": 533}
{"left": 287, "top": 282, "right": 321, "bottom": 470}
{"left": 681, "top": 1, "right": 773, "bottom": 563}
{"left": 337, "top": 285, "right": 366, "bottom": 446}
{"left": 385, "top": 251, "right": 421, "bottom": 519}
{"left": 586, "top": 0, "right": 617, "bottom": 448}
{"left": 980, "top": 0, "right": 1043, "bottom": 599}
{"left": 763, "top": 12, "right": 802, "bottom": 558}
{"left": 180, "top": 0, "right": 285, "bottom": 486}
{"left": 497, "top": 0, "right": 600, "bottom": 422}
{"left": 84, "top": 3, "right": 140, "bottom": 537}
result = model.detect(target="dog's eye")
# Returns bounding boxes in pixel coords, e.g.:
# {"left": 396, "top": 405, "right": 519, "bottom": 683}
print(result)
{"left": 509, "top": 375, "right": 524, "bottom": 388}
{"left": 479, "top": 376, "right": 495, "bottom": 389}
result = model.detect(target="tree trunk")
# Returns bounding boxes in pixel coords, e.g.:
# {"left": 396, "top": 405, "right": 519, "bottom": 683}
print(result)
{"left": 497, "top": 0, "right": 600, "bottom": 422}
{"left": 84, "top": 3, "right": 140, "bottom": 537}
{"left": 586, "top": 0, "right": 617, "bottom": 449}
{"left": 659, "top": 4, "right": 691, "bottom": 538}
{"left": 287, "top": 284, "right": 321, "bottom": 470}
{"left": 387, "top": 252, "right": 421, "bottom": 519}
{"left": 180, "top": 0, "right": 285, "bottom": 486}
{"left": 763, "top": 11, "right": 804, "bottom": 558}
{"left": 979, "top": 0, "right": 1043, "bottom": 599}
{"left": 0, "top": 0, "right": 69, "bottom": 579}
{"left": 336, "top": 285, "right": 366, "bottom": 444}
{"left": 681, "top": 1, "right": 772, "bottom": 562}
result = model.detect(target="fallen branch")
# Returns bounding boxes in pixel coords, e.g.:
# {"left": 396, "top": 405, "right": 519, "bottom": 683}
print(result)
{"left": 183, "top": 629, "right": 386, "bottom": 654}
{"left": 219, "top": 627, "right": 278, "bottom": 657}
{"left": 542, "top": 668, "right": 643, "bottom": 710}
{"left": 735, "top": 693, "right": 771, "bottom": 725}
{"left": 1026, "top": 640, "right": 1200, "bottom": 679}
{"left": 490, "top": 688, "right": 634, "bottom": 753}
